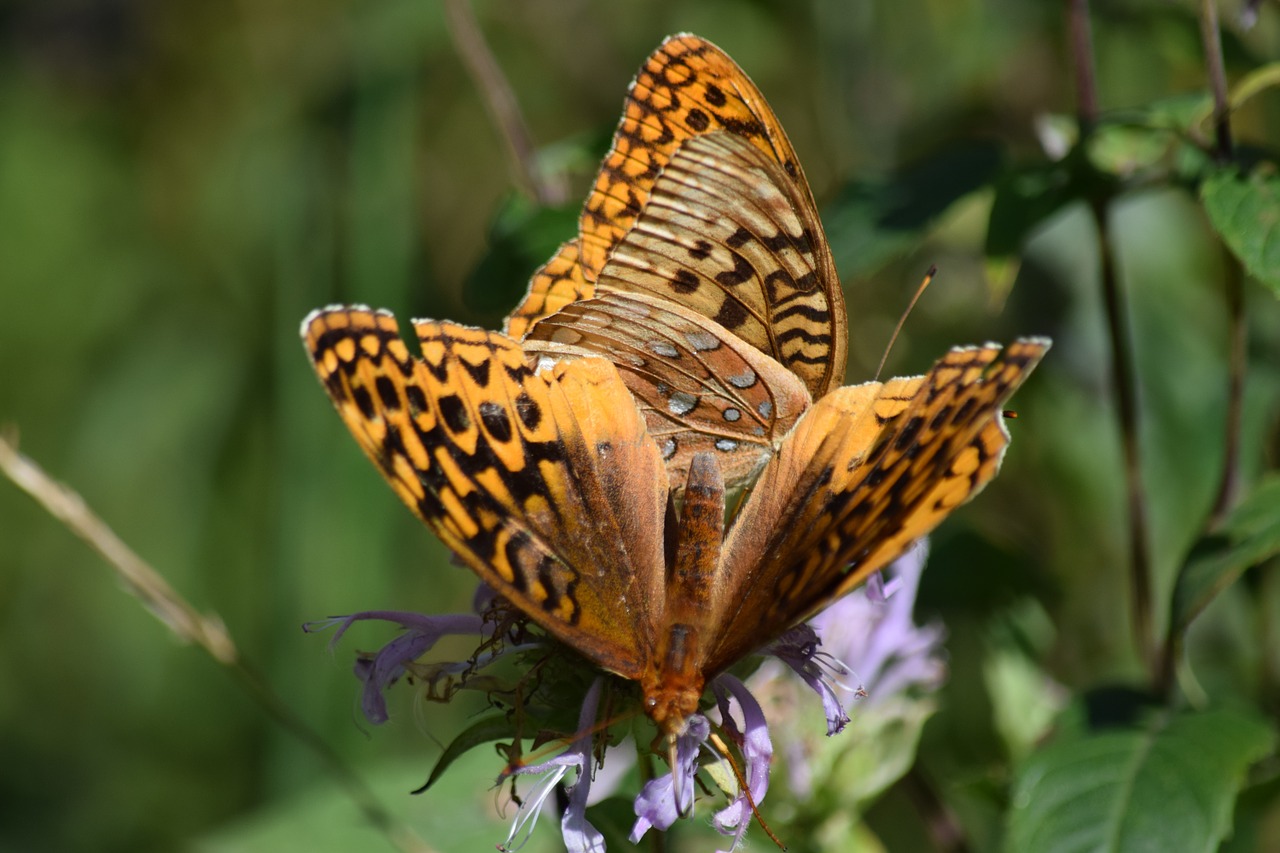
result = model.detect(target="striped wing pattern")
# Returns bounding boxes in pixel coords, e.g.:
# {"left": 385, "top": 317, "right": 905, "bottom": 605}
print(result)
{"left": 706, "top": 339, "right": 1049, "bottom": 672}
{"left": 506, "top": 34, "right": 846, "bottom": 400}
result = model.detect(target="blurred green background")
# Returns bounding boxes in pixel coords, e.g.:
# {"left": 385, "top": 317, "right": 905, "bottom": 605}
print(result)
{"left": 2, "top": 0, "right": 1278, "bottom": 851}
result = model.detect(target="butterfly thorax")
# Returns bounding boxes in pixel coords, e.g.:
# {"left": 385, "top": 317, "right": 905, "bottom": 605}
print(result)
{"left": 641, "top": 648, "right": 705, "bottom": 735}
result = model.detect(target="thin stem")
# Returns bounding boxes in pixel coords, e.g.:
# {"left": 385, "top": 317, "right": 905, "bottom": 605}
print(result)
{"left": 1200, "top": 0, "right": 1234, "bottom": 162}
{"left": 1066, "top": 0, "right": 1155, "bottom": 676}
{"left": 1200, "top": 0, "right": 1245, "bottom": 530}
{"left": 1066, "top": 0, "right": 1099, "bottom": 129}
{"left": 1091, "top": 196, "right": 1156, "bottom": 679}
{"left": 1209, "top": 250, "right": 1246, "bottom": 528}
{"left": 443, "top": 0, "right": 568, "bottom": 205}
{"left": 0, "top": 431, "right": 436, "bottom": 853}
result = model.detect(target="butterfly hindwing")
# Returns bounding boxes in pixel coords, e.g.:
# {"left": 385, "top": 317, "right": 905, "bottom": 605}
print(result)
{"left": 581, "top": 33, "right": 817, "bottom": 281}
{"left": 523, "top": 290, "right": 812, "bottom": 489}
{"left": 503, "top": 240, "right": 590, "bottom": 340}
{"left": 303, "top": 307, "right": 668, "bottom": 679}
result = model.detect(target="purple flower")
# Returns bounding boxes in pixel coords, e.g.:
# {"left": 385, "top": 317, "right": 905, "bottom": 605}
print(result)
{"left": 629, "top": 714, "right": 710, "bottom": 841}
{"left": 709, "top": 675, "right": 773, "bottom": 852}
{"left": 305, "top": 610, "right": 486, "bottom": 724}
{"left": 308, "top": 540, "right": 943, "bottom": 851}
{"left": 747, "top": 539, "right": 946, "bottom": 805}
{"left": 808, "top": 540, "right": 945, "bottom": 702}
{"left": 500, "top": 678, "right": 605, "bottom": 853}
{"left": 764, "top": 623, "right": 855, "bottom": 735}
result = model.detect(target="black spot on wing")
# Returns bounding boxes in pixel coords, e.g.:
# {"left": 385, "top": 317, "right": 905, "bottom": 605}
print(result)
{"left": 672, "top": 269, "right": 700, "bottom": 294}
{"left": 515, "top": 391, "right": 542, "bottom": 431}
{"left": 478, "top": 401, "right": 513, "bottom": 443}
{"left": 463, "top": 358, "right": 491, "bottom": 387}
{"left": 353, "top": 386, "right": 375, "bottom": 420}
{"left": 406, "top": 385, "right": 428, "bottom": 414}
{"left": 375, "top": 375, "right": 401, "bottom": 411}
{"left": 437, "top": 394, "right": 470, "bottom": 434}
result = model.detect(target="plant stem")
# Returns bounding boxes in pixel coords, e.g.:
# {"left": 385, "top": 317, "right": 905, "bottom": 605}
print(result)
{"left": 443, "top": 0, "right": 568, "bottom": 205}
{"left": 1200, "top": 0, "right": 1234, "bottom": 162}
{"left": 1209, "top": 251, "right": 1246, "bottom": 529}
{"left": 1092, "top": 197, "right": 1156, "bottom": 677}
{"left": 1065, "top": 0, "right": 1156, "bottom": 676}
{"left": 1066, "top": 0, "right": 1099, "bottom": 131}
{"left": 1199, "top": 0, "right": 1245, "bottom": 530}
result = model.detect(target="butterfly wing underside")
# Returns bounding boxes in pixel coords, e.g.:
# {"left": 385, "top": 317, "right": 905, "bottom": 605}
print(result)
{"left": 523, "top": 290, "right": 811, "bottom": 489}
{"left": 705, "top": 338, "right": 1051, "bottom": 673}
{"left": 593, "top": 132, "right": 843, "bottom": 398}
{"left": 506, "top": 35, "right": 846, "bottom": 399}
{"left": 302, "top": 307, "right": 669, "bottom": 679}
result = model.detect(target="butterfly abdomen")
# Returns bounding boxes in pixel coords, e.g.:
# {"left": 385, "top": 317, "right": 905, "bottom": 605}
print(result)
{"left": 641, "top": 452, "right": 730, "bottom": 731}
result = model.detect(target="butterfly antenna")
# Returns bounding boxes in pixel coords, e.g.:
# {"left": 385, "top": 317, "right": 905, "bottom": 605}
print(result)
{"left": 501, "top": 704, "right": 640, "bottom": 776}
{"left": 708, "top": 731, "right": 787, "bottom": 851}
{"left": 875, "top": 264, "right": 937, "bottom": 381}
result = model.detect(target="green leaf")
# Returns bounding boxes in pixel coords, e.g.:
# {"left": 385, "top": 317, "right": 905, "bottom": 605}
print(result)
{"left": 195, "top": 752, "right": 564, "bottom": 853}
{"left": 418, "top": 714, "right": 516, "bottom": 792}
{"left": 1087, "top": 123, "right": 1177, "bottom": 178}
{"left": 985, "top": 161, "right": 1077, "bottom": 258}
{"left": 1141, "top": 93, "right": 1214, "bottom": 132}
{"left": 1007, "top": 708, "right": 1275, "bottom": 853}
{"left": 1171, "top": 475, "right": 1280, "bottom": 636}
{"left": 1201, "top": 167, "right": 1280, "bottom": 293}
{"left": 823, "top": 139, "right": 1005, "bottom": 279}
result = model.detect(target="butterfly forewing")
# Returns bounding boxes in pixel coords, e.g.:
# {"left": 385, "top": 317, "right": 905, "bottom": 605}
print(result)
{"left": 523, "top": 291, "right": 811, "bottom": 489}
{"left": 305, "top": 35, "right": 1052, "bottom": 741}
{"left": 595, "top": 132, "right": 843, "bottom": 398}
{"left": 303, "top": 307, "right": 668, "bottom": 679}
{"left": 581, "top": 34, "right": 817, "bottom": 279}
{"left": 705, "top": 338, "right": 1050, "bottom": 672}
{"left": 504, "top": 241, "right": 590, "bottom": 340}
{"left": 506, "top": 34, "right": 847, "bottom": 398}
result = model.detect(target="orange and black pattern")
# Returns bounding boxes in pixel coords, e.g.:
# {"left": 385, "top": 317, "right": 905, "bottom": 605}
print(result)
{"left": 302, "top": 35, "right": 1050, "bottom": 737}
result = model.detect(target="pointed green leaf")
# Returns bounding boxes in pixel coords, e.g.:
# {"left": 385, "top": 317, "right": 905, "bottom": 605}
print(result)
{"left": 418, "top": 714, "right": 516, "bottom": 792}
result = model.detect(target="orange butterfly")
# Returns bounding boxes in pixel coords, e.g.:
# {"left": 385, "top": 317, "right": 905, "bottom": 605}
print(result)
{"left": 302, "top": 34, "right": 1048, "bottom": 739}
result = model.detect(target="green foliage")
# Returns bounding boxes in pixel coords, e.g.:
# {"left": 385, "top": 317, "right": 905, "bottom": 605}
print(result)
{"left": 1202, "top": 168, "right": 1280, "bottom": 294}
{"left": 1172, "top": 476, "right": 1280, "bottom": 636}
{"left": 1007, "top": 708, "right": 1275, "bottom": 853}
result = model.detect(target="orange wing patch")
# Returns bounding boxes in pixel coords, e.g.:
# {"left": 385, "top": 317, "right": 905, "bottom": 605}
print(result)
{"left": 707, "top": 338, "right": 1050, "bottom": 671}
{"left": 303, "top": 306, "right": 669, "bottom": 679}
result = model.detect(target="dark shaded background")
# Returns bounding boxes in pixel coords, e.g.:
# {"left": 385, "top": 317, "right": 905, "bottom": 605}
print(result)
{"left": 2, "top": 0, "right": 1278, "bottom": 850}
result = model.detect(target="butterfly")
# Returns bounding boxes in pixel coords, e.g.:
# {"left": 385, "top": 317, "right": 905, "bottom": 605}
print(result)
{"left": 509, "top": 34, "right": 846, "bottom": 489}
{"left": 302, "top": 34, "right": 1049, "bottom": 734}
